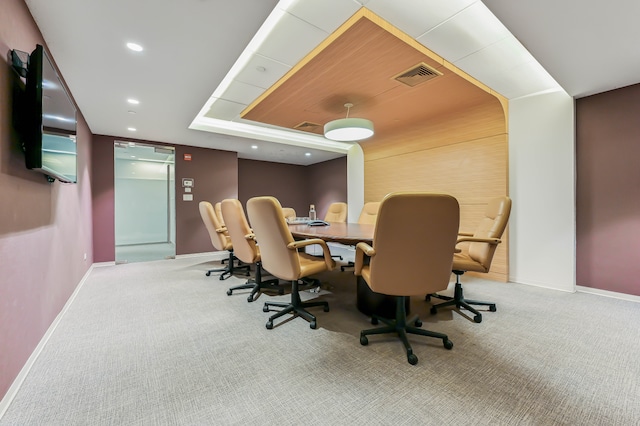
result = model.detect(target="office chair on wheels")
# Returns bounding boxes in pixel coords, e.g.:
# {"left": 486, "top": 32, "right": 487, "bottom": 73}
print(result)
{"left": 198, "top": 201, "right": 250, "bottom": 280}
{"left": 247, "top": 196, "right": 335, "bottom": 330}
{"left": 356, "top": 192, "right": 459, "bottom": 365}
{"left": 323, "top": 202, "right": 348, "bottom": 260}
{"left": 220, "top": 199, "right": 285, "bottom": 302}
{"left": 341, "top": 201, "right": 380, "bottom": 271}
{"left": 427, "top": 196, "right": 512, "bottom": 323}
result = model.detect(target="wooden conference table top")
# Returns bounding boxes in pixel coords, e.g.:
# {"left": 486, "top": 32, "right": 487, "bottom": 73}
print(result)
{"left": 288, "top": 222, "right": 375, "bottom": 245}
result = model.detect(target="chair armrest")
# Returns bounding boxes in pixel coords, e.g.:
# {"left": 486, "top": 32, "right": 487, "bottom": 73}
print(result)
{"left": 215, "top": 226, "right": 227, "bottom": 234}
{"left": 456, "top": 236, "right": 502, "bottom": 245}
{"left": 458, "top": 231, "right": 474, "bottom": 236}
{"left": 287, "top": 239, "right": 335, "bottom": 270}
{"left": 354, "top": 242, "right": 376, "bottom": 276}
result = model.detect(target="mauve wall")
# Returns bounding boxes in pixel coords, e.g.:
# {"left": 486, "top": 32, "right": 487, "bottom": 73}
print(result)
{"left": 175, "top": 145, "right": 238, "bottom": 254}
{"left": 576, "top": 83, "right": 640, "bottom": 296}
{"left": 308, "top": 157, "right": 348, "bottom": 220}
{"left": 238, "top": 159, "right": 308, "bottom": 215}
{"left": 91, "top": 137, "right": 238, "bottom": 261}
{"left": 238, "top": 157, "right": 347, "bottom": 219}
{"left": 0, "top": 0, "right": 94, "bottom": 400}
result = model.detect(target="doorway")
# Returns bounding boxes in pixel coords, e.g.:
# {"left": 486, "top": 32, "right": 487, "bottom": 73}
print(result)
{"left": 114, "top": 141, "right": 176, "bottom": 263}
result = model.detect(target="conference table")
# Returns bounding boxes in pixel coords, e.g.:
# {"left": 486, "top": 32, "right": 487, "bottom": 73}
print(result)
{"left": 288, "top": 222, "right": 405, "bottom": 318}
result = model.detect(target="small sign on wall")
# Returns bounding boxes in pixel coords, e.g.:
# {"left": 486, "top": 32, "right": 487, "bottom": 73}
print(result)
{"left": 182, "top": 178, "right": 194, "bottom": 188}
{"left": 184, "top": 153, "right": 192, "bottom": 161}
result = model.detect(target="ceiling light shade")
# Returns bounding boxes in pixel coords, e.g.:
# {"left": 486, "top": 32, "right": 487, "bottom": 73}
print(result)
{"left": 324, "top": 118, "right": 374, "bottom": 141}
{"left": 324, "top": 103, "right": 374, "bottom": 142}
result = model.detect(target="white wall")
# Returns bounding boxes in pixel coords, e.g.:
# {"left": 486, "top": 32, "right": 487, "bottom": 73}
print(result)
{"left": 509, "top": 90, "right": 575, "bottom": 291}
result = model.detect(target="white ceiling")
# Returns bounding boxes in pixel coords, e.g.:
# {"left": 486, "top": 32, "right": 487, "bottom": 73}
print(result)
{"left": 24, "top": 0, "right": 640, "bottom": 165}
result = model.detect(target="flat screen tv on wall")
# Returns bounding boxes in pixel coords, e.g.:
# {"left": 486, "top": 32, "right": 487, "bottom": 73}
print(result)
{"left": 22, "top": 44, "right": 77, "bottom": 183}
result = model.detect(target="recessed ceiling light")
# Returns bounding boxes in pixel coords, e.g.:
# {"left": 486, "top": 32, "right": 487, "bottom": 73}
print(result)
{"left": 251, "top": 145, "right": 258, "bottom": 149}
{"left": 126, "top": 42, "right": 143, "bottom": 52}
{"left": 127, "top": 99, "right": 139, "bottom": 105}
{"left": 305, "top": 152, "right": 311, "bottom": 157}
{"left": 128, "top": 127, "right": 137, "bottom": 131}
{"left": 128, "top": 110, "right": 136, "bottom": 114}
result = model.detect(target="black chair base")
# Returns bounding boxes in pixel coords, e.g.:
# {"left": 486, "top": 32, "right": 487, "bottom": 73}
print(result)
{"left": 227, "top": 262, "right": 285, "bottom": 302}
{"left": 205, "top": 250, "right": 250, "bottom": 280}
{"left": 427, "top": 271, "right": 496, "bottom": 323}
{"left": 360, "top": 296, "right": 452, "bottom": 365}
{"left": 340, "top": 261, "right": 354, "bottom": 272}
{"left": 263, "top": 279, "right": 329, "bottom": 329}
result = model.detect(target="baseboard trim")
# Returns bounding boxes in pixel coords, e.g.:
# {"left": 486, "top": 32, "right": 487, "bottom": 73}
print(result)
{"left": 510, "top": 276, "right": 575, "bottom": 293}
{"left": 0, "top": 265, "right": 95, "bottom": 419}
{"left": 576, "top": 285, "right": 640, "bottom": 303}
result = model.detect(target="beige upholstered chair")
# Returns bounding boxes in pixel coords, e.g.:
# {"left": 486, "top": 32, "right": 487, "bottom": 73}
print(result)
{"left": 214, "top": 202, "right": 225, "bottom": 226}
{"left": 357, "top": 201, "right": 381, "bottom": 225}
{"left": 323, "top": 202, "right": 348, "bottom": 223}
{"left": 355, "top": 192, "right": 459, "bottom": 365}
{"left": 281, "top": 207, "right": 297, "bottom": 221}
{"left": 340, "top": 201, "right": 381, "bottom": 271}
{"left": 221, "top": 199, "right": 284, "bottom": 302}
{"left": 247, "top": 196, "right": 335, "bottom": 330}
{"left": 198, "top": 201, "right": 250, "bottom": 280}
{"left": 428, "top": 196, "right": 512, "bottom": 323}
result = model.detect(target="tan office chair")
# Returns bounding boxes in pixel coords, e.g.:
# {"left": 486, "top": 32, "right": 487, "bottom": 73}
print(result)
{"left": 356, "top": 192, "right": 459, "bottom": 365}
{"left": 221, "top": 199, "right": 285, "bottom": 302}
{"left": 198, "top": 201, "right": 250, "bottom": 280}
{"left": 322, "top": 202, "right": 348, "bottom": 261}
{"left": 281, "top": 207, "right": 297, "bottom": 221}
{"left": 323, "top": 202, "right": 348, "bottom": 223}
{"left": 428, "top": 196, "right": 512, "bottom": 323}
{"left": 340, "top": 201, "right": 380, "bottom": 271}
{"left": 247, "top": 196, "right": 335, "bottom": 330}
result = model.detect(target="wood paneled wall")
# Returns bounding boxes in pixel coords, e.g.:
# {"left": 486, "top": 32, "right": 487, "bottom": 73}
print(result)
{"left": 361, "top": 99, "right": 509, "bottom": 281}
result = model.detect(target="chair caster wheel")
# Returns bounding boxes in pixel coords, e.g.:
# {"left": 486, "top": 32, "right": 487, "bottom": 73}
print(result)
{"left": 219, "top": 275, "right": 225, "bottom": 281}
{"left": 310, "top": 321, "right": 317, "bottom": 329}
{"left": 206, "top": 271, "right": 211, "bottom": 276}
{"left": 227, "top": 290, "right": 232, "bottom": 296}
{"left": 323, "top": 305, "right": 330, "bottom": 312}
{"left": 266, "top": 321, "right": 273, "bottom": 330}
{"left": 474, "top": 314, "right": 483, "bottom": 323}
{"left": 247, "top": 296, "right": 254, "bottom": 303}
{"left": 360, "top": 335, "right": 368, "bottom": 346}
{"left": 340, "top": 266, "right": 345, "bottom": 272}
{"left": 371, "top": 317, "right": 378, "bottom": 325}
{"left": 414, "top": 319, "right": 422, "bottom": 327}
{"left": 278, "top": 288, "right": 284, "bottom": 295}
{"left": 430, "top": 306, "right": 438, "bottom": 315}
{"left": 263, "top": 305, "right": 269, "bottom": 313}
{"left": 489, "top": 305, "right": 497, "bottom": 312}
{"left": 246, "top": 271, "right": 250, "bottom": 276}
{"left": 443, "top": 339, "right": 453, "bottom": 350}
{"left": 407, "top": 354, "right": 418, "bottom": 365}
{"left": 425, "top": 294, "right": 431, "bottom": 301}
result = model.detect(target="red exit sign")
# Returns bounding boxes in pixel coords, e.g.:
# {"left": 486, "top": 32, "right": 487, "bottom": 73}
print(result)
{"left": 183, "top": 153, "right": 192, "bottom": 161}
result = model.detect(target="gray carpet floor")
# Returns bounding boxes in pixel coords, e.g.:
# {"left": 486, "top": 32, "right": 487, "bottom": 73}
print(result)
{"left": 2, "top": 256, "right": 639, "bottom": 425}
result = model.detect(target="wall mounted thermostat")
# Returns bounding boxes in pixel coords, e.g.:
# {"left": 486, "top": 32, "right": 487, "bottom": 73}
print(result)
{"left": 182, "top": 178, "right": 194, "bottom": 188}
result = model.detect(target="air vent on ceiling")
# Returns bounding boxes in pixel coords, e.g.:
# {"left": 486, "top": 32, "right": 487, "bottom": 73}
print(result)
{"left": 293, "top": 121, "right": 322, "bottom": 132}
{"left": 393, "top": 62, "right": 442, "bottom": 87}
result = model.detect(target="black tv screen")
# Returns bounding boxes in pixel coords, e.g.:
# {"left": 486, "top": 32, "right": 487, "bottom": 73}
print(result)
{"left": 24, "top": 44, "right": 77, "bottom": 183}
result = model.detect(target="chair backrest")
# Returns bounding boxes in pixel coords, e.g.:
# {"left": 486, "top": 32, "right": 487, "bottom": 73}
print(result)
{"left": 324, "top": 202, "right": 348, "bottom": 223}
{"left": 281, "top": 207, "right": 297, "bottom": 221}
{"left": 199, "top": 201, "right": 231, "bottom": 251}
{"left": 357, "top": 201, "right": 381, "bottom": 225}
{"left": 246, "top": 196, "right": 301, "bottom": 281}
{"left": 221, "top": 199, "right": 259, "bottom": 264}
{"left": 214, "top": 202, "right": 225, "bottom": 227}
{"left": 468, "top": 196, "right": 512, "bottom": 269}
{"left": 367, "top": 192, "right": 459, "bottom": 296}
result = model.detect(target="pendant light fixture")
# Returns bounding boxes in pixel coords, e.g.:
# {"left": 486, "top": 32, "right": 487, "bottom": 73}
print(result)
{"left": 324, "top": 103, "right": 374, "bottom": 142}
